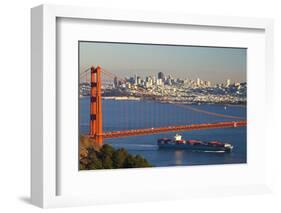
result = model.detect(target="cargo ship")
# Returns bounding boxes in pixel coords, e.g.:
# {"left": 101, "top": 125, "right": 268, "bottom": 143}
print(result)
{"left": 157, "top": 134, "right": 233, "bottom": 152}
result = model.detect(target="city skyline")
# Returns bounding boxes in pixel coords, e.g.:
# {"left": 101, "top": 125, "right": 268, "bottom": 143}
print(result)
{"left": 79, "top": 41, "right": 246, "bottom": 84}
{"left": 115, "top": 71, "right": 237, "bottom": 87}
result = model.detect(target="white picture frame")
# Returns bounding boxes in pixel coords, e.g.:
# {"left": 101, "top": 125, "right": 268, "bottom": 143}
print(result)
{"left": 31, "top": 4, "right": 274, "bottom": 208}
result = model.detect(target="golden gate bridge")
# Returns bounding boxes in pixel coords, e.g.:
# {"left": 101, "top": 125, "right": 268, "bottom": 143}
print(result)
{"left": 80, "top": 65, "right": 246, "bottom": 146}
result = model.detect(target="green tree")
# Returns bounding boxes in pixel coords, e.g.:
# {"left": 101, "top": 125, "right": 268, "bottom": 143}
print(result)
{"left": 100, "top": 144, "right": 114, "bottom": 156}
{"left": 124, "top": 155, "right": 136, "bottom": 168}
{"left": 87, "top": 151, "right": 103, "bottom": 169}
{"left": 134, "top": 154, "right": 151, "bottom": 167}
{"left": 112, "top": 148, "right": 128, "bottom": 168}
{"left": 79, "top": 163, "right": 86, "bottom": 170}
{"left": 79, "top": 144, "right": 152, "bottom": 170}
{"left": 102, "top": 155, "right": 113, "bottom": 169}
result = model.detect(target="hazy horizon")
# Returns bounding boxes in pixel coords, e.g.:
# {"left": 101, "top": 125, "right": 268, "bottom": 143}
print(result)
{"left": 79, "top": 41, "right": 246, "bottom": 84}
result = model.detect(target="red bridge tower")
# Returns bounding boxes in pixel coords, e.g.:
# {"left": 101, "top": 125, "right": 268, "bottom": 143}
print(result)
{"left": 89, "top": 66, "right": 103, "bottom": 145}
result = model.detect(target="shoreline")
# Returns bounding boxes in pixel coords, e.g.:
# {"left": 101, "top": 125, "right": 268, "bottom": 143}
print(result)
{"left": 80, "top": 95, "right": 246, "bottom": 106}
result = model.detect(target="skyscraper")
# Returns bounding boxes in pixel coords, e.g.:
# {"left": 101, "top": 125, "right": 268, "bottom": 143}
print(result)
{"left": 158, "top": 72, "right": 165, "bottom": 80}
{"left": 113, "top": 76, "right": 118, "bottom": 88}
{"left": 196, "top": 78, "right": 201, "bottom": 86}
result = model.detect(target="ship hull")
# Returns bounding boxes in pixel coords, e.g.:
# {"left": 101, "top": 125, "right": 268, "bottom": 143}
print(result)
{"left": 158, "top": 143, "right": 232, "bottom": 152}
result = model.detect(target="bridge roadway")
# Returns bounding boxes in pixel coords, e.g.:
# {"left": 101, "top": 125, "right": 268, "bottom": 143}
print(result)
{"left": 92, "top": 120, "right": 247, "bottom": 139}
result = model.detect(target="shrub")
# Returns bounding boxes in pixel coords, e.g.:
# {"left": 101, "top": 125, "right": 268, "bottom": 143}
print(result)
{"left": 80, "top": 144, "right": 152, "bottom": 170}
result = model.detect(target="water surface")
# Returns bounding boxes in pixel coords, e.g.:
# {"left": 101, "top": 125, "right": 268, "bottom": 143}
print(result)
{"left": 80, "top": 98, "right": 247, "bottom": 167}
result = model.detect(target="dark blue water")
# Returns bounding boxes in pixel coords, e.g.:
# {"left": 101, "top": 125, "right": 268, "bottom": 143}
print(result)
{"left": 80, "top": 98, "right": 247, "bottom": 166}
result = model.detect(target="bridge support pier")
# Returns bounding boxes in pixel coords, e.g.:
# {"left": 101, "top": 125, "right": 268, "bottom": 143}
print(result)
{"left": 89, "top": 66, "right": 103, "bottom": 146}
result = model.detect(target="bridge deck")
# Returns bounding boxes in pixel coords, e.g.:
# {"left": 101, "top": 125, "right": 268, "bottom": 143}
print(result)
{"left": 87, "top": 120, "right": 246, "bottom": 139}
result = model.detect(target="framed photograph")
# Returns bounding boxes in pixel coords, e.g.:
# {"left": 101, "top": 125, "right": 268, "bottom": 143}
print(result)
{"left": 31, "top": 4, "right": 274, "bottom": 208}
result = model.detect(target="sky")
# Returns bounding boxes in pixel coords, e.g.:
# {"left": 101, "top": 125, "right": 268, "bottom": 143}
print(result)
{"left": 79, "top": 41, "right": 246, "bottom": 84}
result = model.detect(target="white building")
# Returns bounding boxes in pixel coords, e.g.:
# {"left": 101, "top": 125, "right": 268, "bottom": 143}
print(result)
{"left": 196, "top": 78, "right": 201, "bottom": 86}
{"left": 156, "top": 78, "right": 163, "bottom": 86}
{"left": 226, "top": 79, "right": 231, "bottom": 87}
